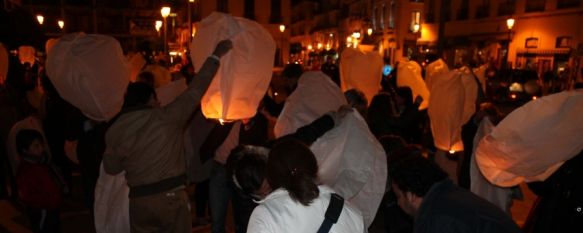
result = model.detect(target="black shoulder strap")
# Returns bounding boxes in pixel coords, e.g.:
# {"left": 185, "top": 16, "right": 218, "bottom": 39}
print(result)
{"left": 317, "top": 193, "right": 344, "bottom": 233}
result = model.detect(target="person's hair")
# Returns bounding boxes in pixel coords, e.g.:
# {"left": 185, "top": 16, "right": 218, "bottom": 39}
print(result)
{"left": 267, "top": 138, "right": 319, "bottom": 206}
{"left": 389, "top": 154, "right": 448, "bottom": 197}
{"left": 227, "top": 145, "right": 270, "bottom": 196}
{"left": 16, "top": 129, "right": 44, "bottom": 156}
{"left": 574, "top": 82, "right": 583, "bottom": 89}
{"left": 282, "top": 63, "right": 304, "bottom": 80}
{"left": 479, "top": 102, "right": 502, "bottom": 124}
{"left": 344, "top": 88, "right": 368, "bottom": 116}
{"left": 123, "top": 82, "right": 156, "bottom": 109}
{"left": 367, "top": 93, "right": 398, "bottom": 136}
{"left": 136, "top": 71, "right": 155, "bottom": 88}
{"left": 378, "top": 134, "right": 407, "bottom": 158}
{"left": 396, "top": 86, "right": 413, "bottom": 107}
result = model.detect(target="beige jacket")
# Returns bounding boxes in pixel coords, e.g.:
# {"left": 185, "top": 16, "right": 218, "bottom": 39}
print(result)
{"left": 103, "top": 58, "right": 219, "bottom": 187}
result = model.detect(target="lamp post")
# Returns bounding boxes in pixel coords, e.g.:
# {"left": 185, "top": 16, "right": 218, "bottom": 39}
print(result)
{"left": 161, "top": 6, "right": 171, "bottom": 55}
{"left": 505, "top": 18, "right": 515, "bottom": 69}
{"left": 188, "top": 0, "right": 194, "bottom": 45}
{"left": 279, "top": 24, "right": 285, "bottom": 67}
{"left": 36, "top": 15, "right": 44, "bottom": 25}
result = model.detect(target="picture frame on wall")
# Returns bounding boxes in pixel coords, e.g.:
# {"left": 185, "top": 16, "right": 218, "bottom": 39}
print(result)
{"left": 556, "top": 36, "right": 571, "bottom": 48}
{"left": 525, "top": 37, "right": 539, "bottom": 48}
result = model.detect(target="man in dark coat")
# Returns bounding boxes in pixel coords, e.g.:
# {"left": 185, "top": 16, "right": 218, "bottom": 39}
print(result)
{"left": 389, "top": 154, "right": 521, "bottom": 233}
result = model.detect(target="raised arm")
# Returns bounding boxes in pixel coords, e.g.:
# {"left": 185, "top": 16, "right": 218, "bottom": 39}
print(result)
{"left": 162, "top": 40, "right": 233, "bottom": 124}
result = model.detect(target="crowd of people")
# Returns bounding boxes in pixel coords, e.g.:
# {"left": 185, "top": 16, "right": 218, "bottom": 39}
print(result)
{"left": 1, "top": 15, "right": 583, "bottom": 233}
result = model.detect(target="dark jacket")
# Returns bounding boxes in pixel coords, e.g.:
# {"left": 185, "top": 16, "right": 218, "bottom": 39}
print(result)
{"left": 415, "top": 179, "right": 521, "bottom": 233}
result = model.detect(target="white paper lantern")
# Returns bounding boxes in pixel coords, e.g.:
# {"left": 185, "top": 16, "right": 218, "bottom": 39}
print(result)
{"left": 46, "top": 33, "right": 129, "bottom": 121}
{"left": 190, "top": 13, "right": 276, "bottom": 121}
{"left": 339, "top": 47, "right": 383, "bottom": 105}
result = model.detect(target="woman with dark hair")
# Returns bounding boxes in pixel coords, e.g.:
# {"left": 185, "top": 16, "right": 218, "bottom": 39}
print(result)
{"left": 246, "top": 138, "right": 364, "bottom": 233}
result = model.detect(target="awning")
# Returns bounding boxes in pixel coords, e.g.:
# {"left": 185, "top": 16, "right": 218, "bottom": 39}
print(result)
{"left": 516, "top": 48, "right": 572, "bottom": 56}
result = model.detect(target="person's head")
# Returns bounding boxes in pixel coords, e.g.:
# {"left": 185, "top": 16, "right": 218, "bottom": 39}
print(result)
{"left": 227, "top": 145, "right": 271, "bottom": 200}
{"left": 367, "top": 93, "right": 398, "bottom": 136}
{"left": 396, "top": 86, "right": 414, "bottom": 109}
{"left": 389, "top": 154, "right": 448, "bottom": 217}
{"left": 475, "top": 102, "right": 502, "bottom": 125}
{"left": 136, "top": 71, "right": 155, "bottom": 88}
{"left": 123, "top": 82, "right": 158, "bottom": 109}
{"left": 282, "top": 63, "right": 304, "bottom": 93}
{"left": 16, "top": 129, "right": 45, "bottom": 158}
{"left": 344, "top": 88, "right": 368, "bottom": 117}
{"left": 267, "top": 138, "right": 319, "bottom": 206}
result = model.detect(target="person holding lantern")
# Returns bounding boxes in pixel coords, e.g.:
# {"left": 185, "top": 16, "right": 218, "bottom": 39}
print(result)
{"left": 102, "top": 40, "right": 232, "bottom": 233}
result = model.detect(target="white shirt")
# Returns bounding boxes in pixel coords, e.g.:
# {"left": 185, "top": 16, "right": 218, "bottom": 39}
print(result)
{"left": 247, "top": 185, "right": 365, "bottom": 233}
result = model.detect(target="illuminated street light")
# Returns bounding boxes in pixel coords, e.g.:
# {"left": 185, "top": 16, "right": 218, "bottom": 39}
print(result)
{"left": 58, "top": 20, "right": 64, "bottom": 29}
{"left": 506, "top": 18, "right": 515, "bottom": 30}
{"left": 307, "top": 44, "right": 313, "bottom": 51}
{"left": 367, "top": 28, "right": 373, "bottom": 36}
{"left": 413, "top": 23, "right": 420, "bottom": 33}
{"left": 352, "top": 31, "right": 361, "bottom": 39}
{"left": 279, "top": 24, "right": 286, "bottom": 66}
{"left": 161, "top": 7, "right": 171, "bottom": 18}
{"left": 317, "top": 43, "right": 323, "bottom": 50}
{"left": 36, "top": 15, "right": 44, "bottom": 25}
{"left": 155, "top": 20, "right": 162, "bottom": 33}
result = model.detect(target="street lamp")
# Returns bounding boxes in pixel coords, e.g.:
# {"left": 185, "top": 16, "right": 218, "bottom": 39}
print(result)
{"left": 188, "top": 0, "right": 195, "bottom": 44}
{"left": 367, "top": 28, "right": 373, "bottom": 36}
{"left": 58, "top": 20, "right": 64, "bottom": 30}
{"left": 155, "top": 20, "right": 163, "bottom": 35}
{"left": 412, "top": 23, "right": 420, "bottom": 33}
{"left": 279, "top": 24, "right": 285, "bottom": 66}
{"left": 36, "top": 15, "right": 44, "bottom": 25}
{"left": 506, "top": 18, "right": 515, "bottom": 30}
{"left": 504, "top": 18, "right": 515, "bottom": 69}
{"left": 161, "top": 6, "right": 171, "bottom": 55}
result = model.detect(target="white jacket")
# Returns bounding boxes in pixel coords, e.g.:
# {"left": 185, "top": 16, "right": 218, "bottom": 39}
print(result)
{"left": 247, "top": 186, "right": 365, "bottom": 233}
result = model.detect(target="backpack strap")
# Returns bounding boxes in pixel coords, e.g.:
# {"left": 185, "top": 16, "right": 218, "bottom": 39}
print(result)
{"left": 317, "top": 193, "right": 344, "bottom": 233}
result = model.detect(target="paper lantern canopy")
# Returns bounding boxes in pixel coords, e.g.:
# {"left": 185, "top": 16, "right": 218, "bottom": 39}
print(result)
{"left": 190, "top": 13, "right": 275, "bottom": 121}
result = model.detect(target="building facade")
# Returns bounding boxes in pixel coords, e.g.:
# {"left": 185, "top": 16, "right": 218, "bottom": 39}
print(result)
{"left": 289, "top": 0, "right": 429, "bottom": 66}
{"left": 424, "top": 0, "right": 583, "bottom": 76}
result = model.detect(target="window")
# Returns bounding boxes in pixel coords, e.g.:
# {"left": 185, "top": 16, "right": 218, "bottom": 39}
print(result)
{"left": 372, "top": 6, "right": 377, "bottom": 29}
{"left": 497, "top": 0, "right": 516, "bottom": 16}
{"left": 217, "top": 0, "right": 228, "bottom": 13}
{"left": 381, "top": 4, "right": 385, "bottom": 29}
{"left": 425, "top": 0, "right": 436, "bottom": 23}
{"left": 557, "top": 0, "right": 581, "bottom": 9}
{"left": 270, "top": 0, "right": 282, "bottom": 23}
{"left": 244, "top": 0, "right": 255, "bottom": 20}
{"left": 475, "top": 0, "right": 490, "bottom": 19}
{"left": 389, "top": 2, "right": 395, "bottom": 29}
{"left": 457, "top": 0, "right": 469, "bottom": 20}
{"left": 411, "top": 11, "right": 421, "bottom": 31}
{"left": 525, "top": 0, "right": 545, "bottom": 12}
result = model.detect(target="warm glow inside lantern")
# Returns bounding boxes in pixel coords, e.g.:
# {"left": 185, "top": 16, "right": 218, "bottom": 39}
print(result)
{"left": 191, "top": 13, "right": 276, "bottom": 121}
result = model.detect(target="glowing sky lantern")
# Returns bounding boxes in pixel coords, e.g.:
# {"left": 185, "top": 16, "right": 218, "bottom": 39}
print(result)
{"left": 339, "top": 46, "right": 383, "bottom": 106}
{"left": 428, "top": 67, "right": 478, "bottom": 152}
{"left": 18, "top": 46, "right": 36, "bottom": 65}
{"left": 397, "top": 60, "right": 430, "bottom": 110}
{"left": 191, "top": 13, "right": 275, "bottom": 122}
